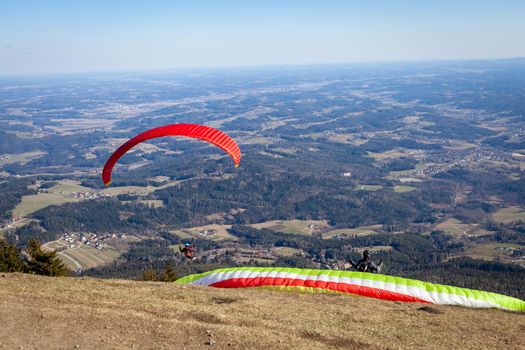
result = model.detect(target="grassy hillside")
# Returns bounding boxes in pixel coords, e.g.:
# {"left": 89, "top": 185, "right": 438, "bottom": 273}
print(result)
{"left": 0, "top": 273, "right": 523, "bottom": 350}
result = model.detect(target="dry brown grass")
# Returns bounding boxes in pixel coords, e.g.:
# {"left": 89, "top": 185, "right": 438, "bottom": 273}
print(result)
{"left": 0, "top": 273, "right": 523, "bottom": 350}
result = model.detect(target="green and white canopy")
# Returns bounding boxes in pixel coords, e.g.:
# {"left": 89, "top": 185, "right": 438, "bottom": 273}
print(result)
{"left": 176, "top": 267, "right": 525, "bottom": 312}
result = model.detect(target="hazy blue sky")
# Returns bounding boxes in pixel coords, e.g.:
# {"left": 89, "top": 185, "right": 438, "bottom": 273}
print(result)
{"left": 1, "top": 0, "right": 524, "bottom": 75}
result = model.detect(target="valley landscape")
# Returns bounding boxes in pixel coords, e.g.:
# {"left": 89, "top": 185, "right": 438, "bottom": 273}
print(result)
{"left": 1, "top": 61, "right": 524, "bottom": 300}
{"left": 1, "top": 60, "right": 525, "bottom": 349}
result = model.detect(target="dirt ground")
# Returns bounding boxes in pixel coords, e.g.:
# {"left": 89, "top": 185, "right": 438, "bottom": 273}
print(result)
{"left": 0, "top": 273, "right": 524, "bottom": 350}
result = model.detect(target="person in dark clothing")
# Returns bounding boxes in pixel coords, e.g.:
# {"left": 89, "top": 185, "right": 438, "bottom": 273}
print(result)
{"left": 349, "top": 250, "right": 383, "bottom": 273}
{"left": 179, "top": 239, "right": 196, "bottom": 260}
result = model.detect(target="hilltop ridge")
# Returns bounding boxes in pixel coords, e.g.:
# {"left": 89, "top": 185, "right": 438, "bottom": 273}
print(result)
{"left": 1, "top": 273, "right": 523, "bottom": 349}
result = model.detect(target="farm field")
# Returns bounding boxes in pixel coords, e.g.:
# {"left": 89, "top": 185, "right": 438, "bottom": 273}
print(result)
{"left": 10, "top": 179, "right": 184, "bottom": 219}
{"left": 355, "top": 246, "right": 393, "bottom": 254}
{"left": 443, "top": 140, "right": 477, "bottom": 150}
{"left": 171, "top": 224, "right": 237, "bottom": 241}
{"left": 47, "top": 181, "right": 93, "bottom": 194}
{"left": 366, "top": 150, "right": 407, "bottom": 160}
{"left": 122, "top": 199, "right": 164, "bottom": 208}
{"left": 491, "top": 206, "right": 525, "bottom": 224}
{"left": 0, "top": 218, "right": 33, "bottom": 237}
{"left": 393, "top": 185, "right": 416, "bottom": 193}
{"left": 48, "top": 179, "right": 182, "bottom": 196}
{"left": 387, "top": 163, "right": 429, "bottom": 179}
{"left": 137, "top": 200, "right": 164, "bottom": 208}
{"left": 101, "top": 180, "right": 182, "bottom": 196}
{"left": 59, "top": 245, "right": 121, "bottom": 270}
{"left": 434, "top": 218, "right": 478, "bottom": 238}
{"left": 469, "top": 228, "right": 497, "bottom": 237}
{"left": 13, "top": 193, "right": 78, "bottom": 217}
{"left": 454, "top": 243, "right": 525, "bottom": 264}
{"left": 271, "top": 247, "right": 302, "bottom": 257}
{"left": 304, "top": 132, "right": 356, "bottom": 144}
{"left": 355, "top": 184, "right": 382, "bottom": 191}
{"left": 249, "top": 219, "right": 330, "bottom": 235}
{"left": 236, "top": 257, "right": 275, "bottom": 264}
{"left": 47, "top": 118, "right": 116, "bottom": 132}
{"left": 43, "top": 240, "right": 69, "bottom": 251}
{"left": 0, "top": 151, "right": 46, "bottom": 167}
{"left": 322, "top": 225, "right": 382, "bottom": 239}
{"left": 169, "top": 230, "right": 193, "bottom": 240}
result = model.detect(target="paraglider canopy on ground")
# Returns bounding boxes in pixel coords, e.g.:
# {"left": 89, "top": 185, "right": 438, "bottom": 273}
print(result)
{"left": 176, "top": 267, "right": 525, "bottom": 312}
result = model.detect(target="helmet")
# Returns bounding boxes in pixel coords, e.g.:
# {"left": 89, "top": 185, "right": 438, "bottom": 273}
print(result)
{"left": 363, "top": 250, "right": 371, "bottom": 257}
{"left": 184, "top": 243, "right": 190, "bottom": 247}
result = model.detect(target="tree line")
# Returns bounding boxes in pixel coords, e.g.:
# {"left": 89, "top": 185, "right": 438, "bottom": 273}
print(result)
{"left": 0, "top": 239, "right": 68, "bottom": 277}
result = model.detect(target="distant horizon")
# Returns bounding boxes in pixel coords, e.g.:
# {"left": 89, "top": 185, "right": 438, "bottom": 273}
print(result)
{"left": 1, "top": 56, "right": 525, "bottom": 79}
{"left": 2, "top": 1, "right": 524, "bottom": 76}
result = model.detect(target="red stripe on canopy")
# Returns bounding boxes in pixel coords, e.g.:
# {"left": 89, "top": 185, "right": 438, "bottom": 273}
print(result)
{"left": 210, "top": 277, "right": 431, "bottom": 304}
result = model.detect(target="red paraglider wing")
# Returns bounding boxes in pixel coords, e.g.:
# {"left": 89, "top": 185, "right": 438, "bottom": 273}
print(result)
{"left": 102, "top": 124, "right": 241, "bottom": 186}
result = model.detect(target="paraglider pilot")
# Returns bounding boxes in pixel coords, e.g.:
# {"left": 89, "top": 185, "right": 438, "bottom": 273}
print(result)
{"left": 179, "top": 239, "right": 196, "bottom": 260}
{"left": 349, "top": 250, "right": 383, "bottom": 273}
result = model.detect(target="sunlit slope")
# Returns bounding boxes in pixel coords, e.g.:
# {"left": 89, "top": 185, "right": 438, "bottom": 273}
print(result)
{"left": 1, "top": 273, "right": 523, "bottom": 350}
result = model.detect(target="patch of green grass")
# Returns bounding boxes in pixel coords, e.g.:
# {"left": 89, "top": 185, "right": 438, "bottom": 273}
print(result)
{"left": 236, "top": 257, "right": 275, "bottom": 264}
{"left": 355, "top": 246, "right": 393, "bottom": 254}
{"left": 101, "top": 180, "right": 182, "bottom": 196}
{"left": 322, "top": 225, "right": 382, "bottom": 239}
{"left": 355, "top": 185, "right": 382, "bottom": 191}
{"left": 366, "top": 150, "right": 406, "bottom": 160}
{"left": 470, "top": 229, "right": 497, "bottom": 237}
{"left": 59, "top": 245, "right": 121, "bottom": 270}
{"left": 13, "top": 180, "right": 92, "bottom": 218}
{"left": 0, "top": 218, "right": 32, "bottom": 237}
{"left": 122, "top": 200, "right": 164, "bottom": 208}
{"left": 387, "top": 163, "right": 428, "bottom": 179}
{"left": 443, "top": 141, "right": 477, "bottom": 150}
{"left": 58, "top": 253, "right": 84, "bottom": 270}
{"left": 13, "top": 193, "right": 78, "bottom": 217}
{"left": 43, "top": 241, "right": 68, "bottom": 251}
{"left": 458, "top": 243, "right": 524, "bottom": 261}
{"left": 171, "top": 224, "right": 238, "bottom": 241}
{"left": 434, "top": 218, "right": 477, "bottom": 237}
{"left": 0, "top": 151, "right": 46, "bottom": 167}
{"left": 138, "top": 200, "right": 164, "bottom": 208}
{"left": 13, "top": 179, "right": 183, "bottom": 219}
{"left": 393, "top": 185, "right": 416, "bottom": 193}
{"left": 271, "top": 247, "right": 302, "bottom": 257}
{"left": 491, "top": 206, "right": 525, "bottom": 224}
{"left": 48, "top": 182, "right": 93, "bottom": 194}
{"left": 250, "top": 220, "right": 330, "bottom": 235}
{"left": 169, "top": 244, "right": 181, "bottom": 253}
{"left": 170, "top": 230, "right": 194, "bottom": 240}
